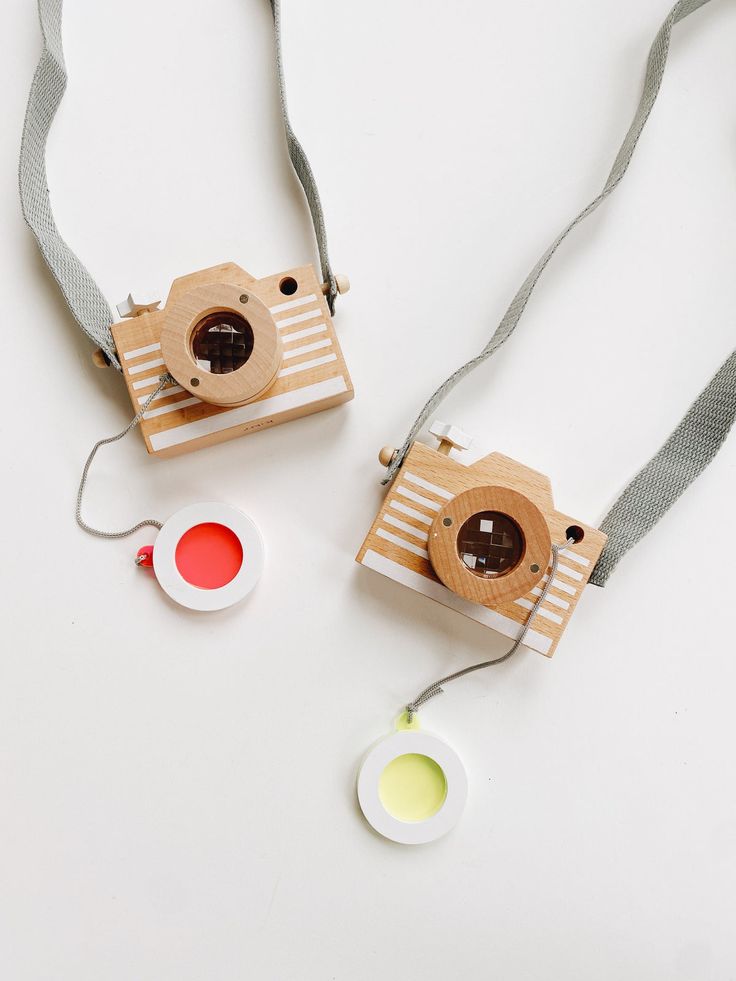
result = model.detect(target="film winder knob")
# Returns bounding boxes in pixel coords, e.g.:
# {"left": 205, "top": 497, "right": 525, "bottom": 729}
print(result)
{"left": 378, "top": 421, "right": 473, "bottom": 468}
{"left": 429, "top": 421, "right": 473, "bottom": 456}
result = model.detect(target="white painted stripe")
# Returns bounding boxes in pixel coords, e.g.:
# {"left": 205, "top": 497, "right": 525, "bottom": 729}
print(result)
{"left": 128, "top": 357, "right": 164, "bottom": 375}
{"left": 557, "top": 562, "right": 584, "bottom": 582}
{"left": 560, "top": 548, "right": 590, "bottom": 567}
{"left": 123, "top": 342, "right": 161, "bottom": 361}
{"left": 275, "top": 308, "right": 321, "bottom": 329}
{"left": 514, "top": 598, "right": 563, "bottom": 625}
{"left": 360, "top": 550, "right": 552, "bottom": 656}
{"left": 403, "top": 471, "right": 454, "bottom": 501}
{"left": 376, "top": 528, "right": 429, "bottom": 559}
{"left": 540, "top": 574, "right": 576, "bottom": 597}
{"left": 382, "top": 514, "right": 429, "bottom": 542}
{"left": 277, "top": 353, "right": 337, "bottom": 378}
{"left": 396, "top": 485, "right": 441, "bottom": 512}
{"left": 144, "top": 397, "right": 200, "bottom": 420}
{"left": 269, "top": 293, "right": 318, "bottom": 315}
{"left": 282, "top": 323, "right": 327, "bottom": 343}
{"left": 137, "top": 385, "right": 184, "bottom": 406}
{"left": 132, "top": 375, "right": 163, "bottom": 391}
{"left": 149, "top": 376, "right": 348, "bottom": 451}
{"left": 530, "top": 586, "right": 570, "bottom": 610}
{"left": 282, "top": 337, "right": 332, "bottom": 360}
{"left": 389, "top": 500, "right": 433, "bottom": 526}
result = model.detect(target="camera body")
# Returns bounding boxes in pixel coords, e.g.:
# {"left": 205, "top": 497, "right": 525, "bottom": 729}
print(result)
{"left": 111, "top": 262, "right": 353, "bottom": 458}
{"left": 356, "top": 424, "right": 607, "bottom": 657}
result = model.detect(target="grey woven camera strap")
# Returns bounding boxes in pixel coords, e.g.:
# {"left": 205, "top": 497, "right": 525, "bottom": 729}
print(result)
{"left": 383, "top": 0, "right": 735, "bottom": 587}
{"left": 269, "top": 0, "right": 337, "bottom": 312}
{"left": 19, "top": 0, "right": 337, "bottom": 373}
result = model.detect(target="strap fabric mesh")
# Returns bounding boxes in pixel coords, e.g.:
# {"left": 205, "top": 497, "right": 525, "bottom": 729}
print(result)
{"left": 19, "top": 0, "right": 119, "bottom": 367}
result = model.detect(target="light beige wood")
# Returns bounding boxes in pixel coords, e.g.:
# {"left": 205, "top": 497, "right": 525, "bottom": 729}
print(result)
{"left": 379, "top": 446, "right": 397, "bottom": 467}
{"left": 117, "top": 295, "right": 162, "bottom": 319}
{"left": 356, "top": 440, "right": 608, "bottom": 657}
{"left": 429, "top": 421, "right": 473, "bottom": 456}
{"left": 168, "top": 263, "right": 256, "bottom": 300}
{"left": 110, "top": 262, "right": 354, "bottom": 457}
{"left": 321, "top": 274, "right": 350, "bottom": 296}
{"left": 428, "top": 485, "right": 551, "bottom": 606}
{"left": 91, "top": 348, "right": 109, "bottom": 369}
{"left": 160, "top": 284, "right": 282, "bottom": 407}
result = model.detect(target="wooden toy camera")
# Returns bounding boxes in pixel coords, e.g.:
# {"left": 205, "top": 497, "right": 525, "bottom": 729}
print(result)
{"left": 108, "top": 262, "right": 353, "bottom": 457}
{"left": 357, "top": 422, "right": 607, "bottom": 657}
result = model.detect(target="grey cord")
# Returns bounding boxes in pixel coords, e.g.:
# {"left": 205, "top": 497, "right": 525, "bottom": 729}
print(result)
{"left": 406, "top": 538, "right": 572, "bottom": 720}
{"left": 21, "top": 2, "right": 340, "bottom": 539}
{"left": 75, "top": 375, "right": 172, "bottom": 538}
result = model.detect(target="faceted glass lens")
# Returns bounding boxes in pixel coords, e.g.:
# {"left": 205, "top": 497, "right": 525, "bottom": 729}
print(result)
{"left": 456, "top": 510, "right": 524, "bottom": 579}
{"left": 191, "top": 311, "right": 254, "bottom": 374}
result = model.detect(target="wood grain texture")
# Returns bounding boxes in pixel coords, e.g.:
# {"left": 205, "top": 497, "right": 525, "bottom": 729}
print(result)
{"left": 428, "top": 485, "right": 552, "bottom": 606}
{"left": 111, "top": 263, "right": 353, "bottom": 457}
{"left": 160, "top": 284, "right": 282, "bottom": 407}
{"left": 356, "top": 441, "right": 607, "bottom": 657}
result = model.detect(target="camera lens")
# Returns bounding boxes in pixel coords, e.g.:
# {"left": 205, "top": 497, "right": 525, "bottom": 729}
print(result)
{"left": 191, "top": 311, "right": 254, "bottom": 374}
{"left": 456, "top": 510, "right": 524, "bottom": 579}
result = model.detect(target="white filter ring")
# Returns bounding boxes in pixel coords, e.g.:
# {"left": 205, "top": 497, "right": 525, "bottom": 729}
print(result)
{"left": 152, "top": 502, "right": 264, "bottom": 611}
{"left": 357, "top": 729, "right": 468, "bottom": 845}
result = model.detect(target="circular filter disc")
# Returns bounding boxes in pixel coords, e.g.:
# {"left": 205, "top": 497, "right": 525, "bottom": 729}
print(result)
{"left": 152, "top": 502, "right": 264, "bottom": 611}
{"left": 357, "top": 728, "right": 468, "bottom": 845}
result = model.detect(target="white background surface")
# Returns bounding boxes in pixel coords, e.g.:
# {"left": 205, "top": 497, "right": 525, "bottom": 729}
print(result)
{"left": 2, "top": 1, "right": 735, "bottom": 978}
